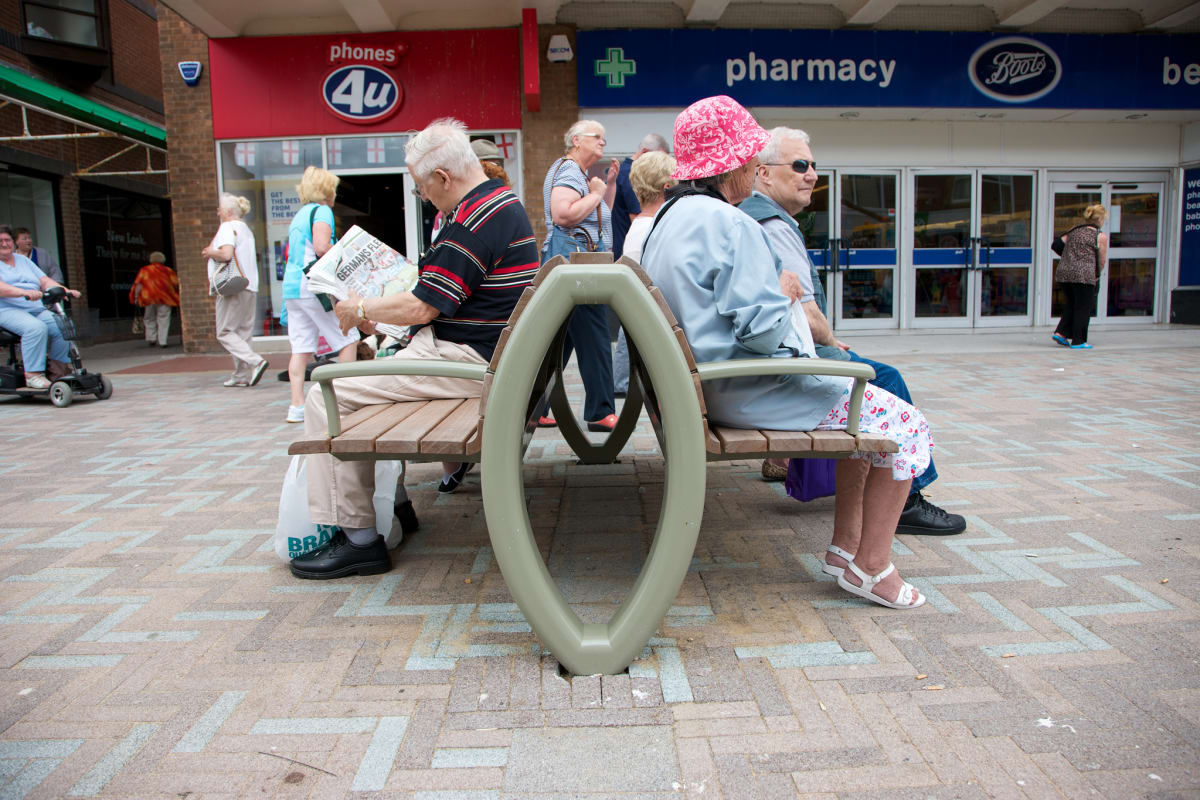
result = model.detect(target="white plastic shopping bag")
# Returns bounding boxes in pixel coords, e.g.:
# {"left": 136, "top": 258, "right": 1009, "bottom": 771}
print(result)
{"left": 275, "top": 455, "right": 405, "bottom": 561}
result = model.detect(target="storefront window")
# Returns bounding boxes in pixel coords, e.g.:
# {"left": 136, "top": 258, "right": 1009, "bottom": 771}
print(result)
{"left": 79, "top": 183, "right": 170, "bottom": 320}
{"left": 325, "top": 135, "right": 409, "bottom": 170}
{"left": 914, "top": 175, "right": 971, "bottom": 249}
{"left": 1107, "top": 258, "right": 1154, "bottom": 316}
{"left": 1110, "top": 192, "right": 1158, "bottom": 248}
{"left": 0, "top": 170, "right": 61, "bottom": 278}
{"left": 980, "top": 175, "right": 1032, "bottom": 247}
{"left": 841, "top": 174, "right": 895, "bottom": 249}
{"left": 219, "top": 139, "right": 323, "bottom": 336}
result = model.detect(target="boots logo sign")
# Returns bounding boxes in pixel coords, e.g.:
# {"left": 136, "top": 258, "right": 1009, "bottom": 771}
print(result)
{"left": 322, "top": 41, "right": 407, "bottom": 123}
{"left": 969, "top": 37, "right": 1061, "bottom": 103}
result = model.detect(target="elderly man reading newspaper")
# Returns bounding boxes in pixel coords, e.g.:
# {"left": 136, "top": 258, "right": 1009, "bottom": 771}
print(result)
{"left": 289, "top": 118, "right": 538, "bottom": 580}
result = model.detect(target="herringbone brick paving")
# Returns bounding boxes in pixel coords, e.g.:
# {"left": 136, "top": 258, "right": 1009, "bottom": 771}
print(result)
{"left": 0, "top": 335, "right": 1197, "bottom": 798}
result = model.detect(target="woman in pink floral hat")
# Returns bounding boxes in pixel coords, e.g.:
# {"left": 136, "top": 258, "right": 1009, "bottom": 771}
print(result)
{"left": 639, "top": 95, "right": 933, "bottom": 611}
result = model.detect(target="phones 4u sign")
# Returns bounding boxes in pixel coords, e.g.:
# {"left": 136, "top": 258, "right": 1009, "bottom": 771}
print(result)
{"left": 209, "top": 30, "right": 520, "bottom": 139}
{"left": 323, "top": 41, "right": 406, "bottom": 123}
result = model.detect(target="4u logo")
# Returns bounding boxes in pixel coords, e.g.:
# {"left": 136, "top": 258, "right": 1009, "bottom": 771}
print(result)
{"left": 323, "top": 64, "right": 402, "bottom": 123}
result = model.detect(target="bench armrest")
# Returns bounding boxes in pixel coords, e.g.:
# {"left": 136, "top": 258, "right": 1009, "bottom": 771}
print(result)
{"left": 695, "top": 357, "right": 877, "bottom": 436}
{"left": 312, "top": 359, "right": 488, "bottom": 438}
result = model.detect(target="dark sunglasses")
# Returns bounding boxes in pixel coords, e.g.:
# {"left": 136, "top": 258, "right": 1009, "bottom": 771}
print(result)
{"left": 761, "top": 159, "right": 816, "bottom": 174}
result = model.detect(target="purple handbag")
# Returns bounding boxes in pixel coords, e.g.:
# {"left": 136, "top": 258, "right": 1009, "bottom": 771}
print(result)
{"left": 785, "top": 458, "right": 838, "bottom": 502}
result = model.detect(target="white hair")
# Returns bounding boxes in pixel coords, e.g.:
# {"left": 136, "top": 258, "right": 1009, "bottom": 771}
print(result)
{"left": 405, "top": 118, "right": 477, "bottom": 182}
{"left": 218, "top": 193, "right": 251, "bottom": 218}
{"left": 759, "top": 127, "right": 811, "bottom": 164}
{"left": 564, "top": 119, "right": 604, "bottom": 150}
{"left": 638, "top": 133, "right": 669, "bottom": 153}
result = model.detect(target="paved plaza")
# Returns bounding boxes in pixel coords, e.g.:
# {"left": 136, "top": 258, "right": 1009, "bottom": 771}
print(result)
{"left": 0, "top": 326, "right": 1198, "bottom": 799}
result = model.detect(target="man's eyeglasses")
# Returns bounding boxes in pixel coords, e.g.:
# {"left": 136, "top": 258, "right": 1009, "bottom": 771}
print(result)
{"left": 761, "top": 159, "right": 816, "bottom": 174}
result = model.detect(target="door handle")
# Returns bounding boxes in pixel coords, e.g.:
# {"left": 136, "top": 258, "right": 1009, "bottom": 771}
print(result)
{"left": 980, "top": 238, "right": 991, "bottom": 270}
{"left": 829, "top": 238, "right": 840, "bottom": 272}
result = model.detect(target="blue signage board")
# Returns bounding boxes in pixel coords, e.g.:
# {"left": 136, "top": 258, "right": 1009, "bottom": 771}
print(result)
{"left": 578, "top": 30, "right": 1200, "bottom": 110}
{"left": 1182, "top": 167, "right": 1200, "bottom": 286}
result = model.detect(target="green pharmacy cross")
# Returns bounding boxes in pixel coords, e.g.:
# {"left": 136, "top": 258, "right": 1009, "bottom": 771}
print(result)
{"left": 595, "top": 47, "right": 636, "bottom": 88}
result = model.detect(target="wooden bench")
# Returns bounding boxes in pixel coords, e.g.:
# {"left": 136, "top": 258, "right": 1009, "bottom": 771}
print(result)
{"left": 289, "top": 252, "right": 890, "bottom": 675}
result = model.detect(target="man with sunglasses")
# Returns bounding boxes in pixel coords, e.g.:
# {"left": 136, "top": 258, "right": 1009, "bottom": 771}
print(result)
{"left": 740, "top": 127, "right": 965, "bottom": 536}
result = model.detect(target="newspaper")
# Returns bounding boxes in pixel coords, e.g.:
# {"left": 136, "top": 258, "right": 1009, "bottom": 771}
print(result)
{"left": 304, "top": 225, "right": 420, "bottom": 340}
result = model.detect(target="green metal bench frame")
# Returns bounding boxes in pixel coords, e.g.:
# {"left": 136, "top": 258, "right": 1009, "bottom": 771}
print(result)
{"left": 297, "top": 252, "right": 884, "bottom": 676}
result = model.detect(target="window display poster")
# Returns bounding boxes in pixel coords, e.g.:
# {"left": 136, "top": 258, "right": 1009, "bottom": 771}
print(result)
{"left": 1182, "top": 167, "right": 1200, "bottom": 287}
{"left": 265, "top": 178, "right": 305, "bottom": 318}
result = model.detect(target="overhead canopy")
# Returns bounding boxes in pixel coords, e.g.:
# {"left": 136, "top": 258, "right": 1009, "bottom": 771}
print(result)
{"left": 0, "top": 63, "right": 166, "bottom": 149}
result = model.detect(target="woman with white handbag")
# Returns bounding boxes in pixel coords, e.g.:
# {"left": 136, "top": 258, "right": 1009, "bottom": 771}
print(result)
{"left": 202, "top": 193, "right": 268, "bottom": 387}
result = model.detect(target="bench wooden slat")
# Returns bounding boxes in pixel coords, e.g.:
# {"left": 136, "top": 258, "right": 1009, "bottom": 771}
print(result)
{"left": 703, "top": 424, "right": 722, "bottom": 454}
{"left": 647, "top": 287, "right": 680, "bottom": 328}
{"left": 331, "top": 402, "right": 426, "bottom": 454}
{"left": 673, "top": 327, "right": 698, "bottom": 373}
{"left": 617, "top": 255, "right": 653, "bottom": 286}
{"left": 762, "top": 430, "right": 813, "bottom": 451}
{"left": 287, "top": 403, "right": 392, "bottom": 455}
{"left": 855, "top": 432, "right": 899, "bottom": 453}
{"left": 712, "top": 426, "right": 768, "bottom": 453}
{"left": 808, "top": 430, "right": 858, "bottom": 452}
{"left": 568, "top": 251, "right": 620, "bottom": 264}
{"left": 531, "top": 255, "right": 567, "bottom": 287}
{"left": 375, "top": 398, "right": 466, "bottom": 453}
{"left": 487, "top": 326, "right": 513, "bottom": 373}
{"left": 421, "top": 397, "right": 482, "bottom": 455}
{"left": 691, "top": 372, "right": 707, "bottom": 415}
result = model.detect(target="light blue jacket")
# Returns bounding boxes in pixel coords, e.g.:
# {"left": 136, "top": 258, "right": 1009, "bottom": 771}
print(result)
{"left": 640, "top": 193, "right": 845, "bottom": 431}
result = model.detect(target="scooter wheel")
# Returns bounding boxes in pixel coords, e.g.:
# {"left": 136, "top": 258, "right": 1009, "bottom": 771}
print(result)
{"left": 96, "top": 375, "right": 113, "bottom": 400}
{"left": 49, "top": 380, "right": 73, "bottom": 408}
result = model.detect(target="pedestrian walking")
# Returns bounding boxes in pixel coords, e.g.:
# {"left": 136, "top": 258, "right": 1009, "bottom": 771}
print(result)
{"left": 129, "top": 251, "right": 179, "bottom": 348}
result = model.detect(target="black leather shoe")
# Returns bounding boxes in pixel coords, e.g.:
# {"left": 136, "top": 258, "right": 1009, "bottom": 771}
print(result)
{"left": 394, "top": 500, "right": 420, "bottom": 535}
{"left": 289, "top": 530, "right": 391, "bottom": 579}
{"left": 895, "top": 493, "right": 966, "bottom": 536}
{"left": 438, "top": 462, "right": 472, "bottom": 494}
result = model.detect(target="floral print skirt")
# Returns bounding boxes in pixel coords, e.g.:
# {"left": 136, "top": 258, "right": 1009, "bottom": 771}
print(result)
{"left": 815, "top": 379, "right": 933, "bottom": 482}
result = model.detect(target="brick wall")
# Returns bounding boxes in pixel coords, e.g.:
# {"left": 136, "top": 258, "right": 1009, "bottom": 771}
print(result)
{"left": 157, "top": 4, "right": 218, "bottom": 352}
{"left": 521, "top": 24, "right": 580, "bottom": 247}
{"left": 110, "top": 0, "right": 163, "bottom": 102}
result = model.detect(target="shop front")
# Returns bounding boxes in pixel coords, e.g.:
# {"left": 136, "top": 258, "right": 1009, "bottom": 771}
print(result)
{"left": 576, "top": 29, "right": 1199, "bottom": 330}
{"left": 208, "top": 29, "right": 522, "bottom": 338}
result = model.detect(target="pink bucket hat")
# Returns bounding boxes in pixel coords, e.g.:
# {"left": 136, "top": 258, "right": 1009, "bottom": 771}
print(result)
{"left": 671, "top": 95, "right": 770, "bottom": 181}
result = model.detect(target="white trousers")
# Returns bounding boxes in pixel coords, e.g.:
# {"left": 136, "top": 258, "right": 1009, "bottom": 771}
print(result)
{"left": 143, "top": 304, "right": 172, "bottom": 346}
{"left": 304, "top": 327, "right": 488, "bottom": 527}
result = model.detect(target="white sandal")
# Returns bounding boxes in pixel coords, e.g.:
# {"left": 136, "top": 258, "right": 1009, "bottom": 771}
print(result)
{"left": 822, "top": 545, "right": 855, "bottom": 578}
{"left": 837, "top": 560, "right": 925, "bottom": 610}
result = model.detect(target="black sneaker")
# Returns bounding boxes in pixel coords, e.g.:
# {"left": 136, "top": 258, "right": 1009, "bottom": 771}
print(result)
{"left": 438, "top": 462, "right": 472, "bottom": 494}
{"left": 394, "top": 500, "right": 420, "bottom": 535}
{"left": 895, "top": 493, "right": 966, "bottom": 536}
{"left": 289, "top": 530, "right": 391, "bottom": 579}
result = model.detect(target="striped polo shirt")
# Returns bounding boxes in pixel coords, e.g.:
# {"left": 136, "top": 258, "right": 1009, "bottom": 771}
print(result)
{"left": 412, "top": 179, "right": 538, "bottom": 361}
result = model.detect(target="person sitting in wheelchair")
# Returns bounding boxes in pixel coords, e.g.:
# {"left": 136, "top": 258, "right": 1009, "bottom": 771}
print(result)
{"left": 0, "top": 225, "right": 80, "bottom": 389}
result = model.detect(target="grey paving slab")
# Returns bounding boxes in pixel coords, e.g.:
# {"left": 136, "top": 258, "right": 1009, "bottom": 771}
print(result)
{"left": 504, "top": 726, "right": 679, "bottom": 792}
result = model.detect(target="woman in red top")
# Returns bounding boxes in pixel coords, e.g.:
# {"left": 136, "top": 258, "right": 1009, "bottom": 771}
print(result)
{"left": 129, "top": 251, "right": 180, "bottom": 347}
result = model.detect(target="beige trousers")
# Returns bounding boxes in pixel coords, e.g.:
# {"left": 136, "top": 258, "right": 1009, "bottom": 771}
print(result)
{"left": 304, "top": 326, "right": 488, "bottom": 527}
{"left": 143, "top": 304, "right": 172, "bottom": 346}
{"left": 214, "top": 289, "right": 264, "bottom": 381}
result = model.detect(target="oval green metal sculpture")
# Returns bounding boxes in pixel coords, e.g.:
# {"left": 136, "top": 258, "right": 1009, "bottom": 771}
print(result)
{"left": 481, "top": 263, "right": 707, "bottom": 675}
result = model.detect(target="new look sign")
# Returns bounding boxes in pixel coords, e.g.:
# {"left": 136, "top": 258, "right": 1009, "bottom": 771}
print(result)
{"left": 578, "top": 30, "right": 1200, "bottom": 110}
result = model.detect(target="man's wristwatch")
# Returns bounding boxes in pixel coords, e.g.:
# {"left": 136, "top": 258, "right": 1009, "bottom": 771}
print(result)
{"left": 356, "top": 299, "right": 368, "bottom": 321}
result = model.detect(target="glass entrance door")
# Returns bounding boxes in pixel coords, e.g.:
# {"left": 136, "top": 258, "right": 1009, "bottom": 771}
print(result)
{"left": 1049, "top": 181, "right": 1162, "bottom": 323}
{"left": 798, "top": 171, "right": 899, "bottom": 330}
{"left": 911, "top": 171, "right": 1034, "bottom": 327}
